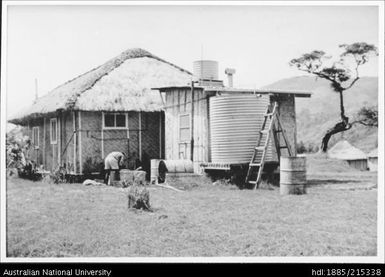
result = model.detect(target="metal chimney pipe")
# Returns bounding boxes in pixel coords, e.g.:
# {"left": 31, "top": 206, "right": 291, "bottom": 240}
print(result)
{"left": 225, "top": 68, "right": 236, "bottom": 88}
{"left": 35, "top": 78, "right": 38, "bottom": 101}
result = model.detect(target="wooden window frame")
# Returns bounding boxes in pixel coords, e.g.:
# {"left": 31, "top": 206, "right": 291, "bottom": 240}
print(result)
{"left": 32, "top": 126, "right": 39, "bottom": 149}
{"left": 179, "top": 113, "right": 191, "bottom": 143}
{"left": 50, "top": 118, "right": 57, "bottom": 144}
{"left": 102, "top": 112, "right": 128, "bottom": 130}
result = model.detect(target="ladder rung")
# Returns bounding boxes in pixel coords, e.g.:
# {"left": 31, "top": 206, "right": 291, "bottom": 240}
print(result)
{"left": 279, "top": 146, "right": 288, "bottom": 149}
{"left": 264, "top": 113, "right": 274, "bottom": 117}
{"left": 260, "top": 130, "right": 269, "bottom": 134}
{"left": 248, "top": 181, "right": 257, "bottom": 185}
{"left": 255, "top": 146, "right": 265, "bottom": 151}
{"left": 249, "top": 163, "right": 261, "bottom": 167}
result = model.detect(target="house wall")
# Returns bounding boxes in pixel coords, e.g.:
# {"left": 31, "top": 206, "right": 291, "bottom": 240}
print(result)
{"left": 164, "top": 89, "right": 298, "bottom": 173}
{"left": 140, "top": 112, "right": 165, "bottom": 173}
{"left": 22, "top": 110, "right": 164, "bottom": 176}
{"left": 79, "top": 111, "right": 163, "bottom": 175}
{"left": 347, "top": 159, "right": 368, "bottom": 171}
{"left": 24, "top": 118, "right": 44, "bottom": 168}
{"left": 49, "top": 116, "right": 58, "bottom": 171}
{"left": 61, "top": 111, "right": 76, "bottom": 173}
{"left": 164, "top": 88, "right": 210, "bottom": 173}
{"left": 79, "top": 111, "right": 104, "bottom": 174}
{"left": 272, "top": 94, "right": 298, "bottom": 158}
{"left": 24, "top": 112, "right": 73, "bottom": 172}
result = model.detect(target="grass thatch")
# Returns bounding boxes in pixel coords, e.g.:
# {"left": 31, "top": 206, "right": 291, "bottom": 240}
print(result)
{"left": 9, "top": 48, "right": 192, "bottom": 125}
{"left": 367, "top": 148, "right": 378, "bottom": 158}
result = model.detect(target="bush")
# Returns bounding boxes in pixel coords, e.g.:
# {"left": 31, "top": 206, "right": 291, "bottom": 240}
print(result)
{"left": 49, "top": 166, "right": 68, "bottom": 184}
{"left": 296, "top": 141, "right": 319, "bottom": 154}
{"left": 83, "top": 157, "right": 104, "bottom": 175}
{"left": 6, "top": 129, "right": 42, "bottom": 181}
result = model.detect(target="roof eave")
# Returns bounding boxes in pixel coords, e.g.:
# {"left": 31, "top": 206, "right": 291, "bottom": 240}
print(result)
{"left": 153, "top": 86, "right": 312, "bottom": 97}
{"left": 204, "top": 88, "right": 312, "bottom": 98}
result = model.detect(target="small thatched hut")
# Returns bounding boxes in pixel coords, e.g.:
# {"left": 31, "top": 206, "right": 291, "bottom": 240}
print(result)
{"left": 328, "top": 140, "right": 368, "bottom": 171}
{"left": 367, "top": 148, "right": 378, "bottom": 172}
{"left": 8, "top": 48, "right": 192, "bottom": 176}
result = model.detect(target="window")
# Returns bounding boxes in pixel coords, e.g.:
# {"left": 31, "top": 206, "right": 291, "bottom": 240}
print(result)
{"left": 179, "top": 114, "right": 191, "bottom": 142}
{"left": 50, "top": 118, "right": 57, "bottom": 144}
{"left": 32, "top": 127, "right": 39, "bottom": 149}
{"left": 103, "top": 113, "right": 127, "bottom": 129}
{"left": 116, "top": 114, "right": 126, "bottom": 127}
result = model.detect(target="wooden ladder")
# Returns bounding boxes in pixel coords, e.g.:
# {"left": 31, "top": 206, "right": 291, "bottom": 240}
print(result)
{"left": 245, "top": 101, "right": 292, "bottom": 189}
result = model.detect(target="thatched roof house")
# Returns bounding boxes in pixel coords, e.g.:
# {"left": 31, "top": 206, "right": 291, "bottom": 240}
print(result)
{"left": 9, "top": 48, "right": 192, "bottom": 176}
{"left": 9, "top": 48, "right": 192, "bottom": 125}
{"left": 328, "top": 140, "right": 367, "bottom": 160}
{"left": 328, "top": 140, "right": 368, "bottom": 171}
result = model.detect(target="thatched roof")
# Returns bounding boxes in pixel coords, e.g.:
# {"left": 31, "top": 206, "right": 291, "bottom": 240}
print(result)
{"left": 328, "top": 140, "right": 367, "bottom": 160}
{"left": 9, "top": 48, "right": 192, "bottom": 125}
{"left": 367, "top": 148, "right": 378, "bottom": 158}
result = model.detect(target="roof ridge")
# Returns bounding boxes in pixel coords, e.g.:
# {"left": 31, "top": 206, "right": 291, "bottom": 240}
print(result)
{"left": 62, "top": 48, "right": 192, "bottom": 109}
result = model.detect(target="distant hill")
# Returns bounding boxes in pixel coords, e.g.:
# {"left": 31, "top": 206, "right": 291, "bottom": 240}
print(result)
{"left": 264, "top": 76, "right": 378, "bottom": 153}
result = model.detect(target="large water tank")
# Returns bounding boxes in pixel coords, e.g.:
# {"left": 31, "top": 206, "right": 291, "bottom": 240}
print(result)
{"left": 193, "top": 60, "right": 218, "bottom": 80}
{"left": 209, "top": 94, "right": 275, "bottom": 164}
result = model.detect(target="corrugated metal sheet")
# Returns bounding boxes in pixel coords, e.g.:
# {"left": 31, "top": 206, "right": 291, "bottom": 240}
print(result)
{"left": 193, "top": 60, "right": 218, "bottom": 80}
{"left": 209, "top": 94, "right": 275, "bottom": 164}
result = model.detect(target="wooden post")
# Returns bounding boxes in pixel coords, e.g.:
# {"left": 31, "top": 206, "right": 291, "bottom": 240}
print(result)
{"left": 43, "top": 118, "right": 46, "bottom": 169}
{"left": 78, "top": 111, "right": 82, "bottom": 174}
{"left": 73, "top": 111, "right": 77, "bottom": 174}
{"left": 139, "top": 111, "right": 142, "bottom": 161}
{"left": 190, "top": 82, "right": 195, "bottom": 162}
{"left": 206, "top": 95, "right": 211, "bottom": 163}
{"left": 58, "top": 114, "right": 61, "bottom": 166}
{"left": 159, "top": 112, "right": 162, "bottom": 158}
{"left": 101, "top": 112, "right": 105, "bottom": 159}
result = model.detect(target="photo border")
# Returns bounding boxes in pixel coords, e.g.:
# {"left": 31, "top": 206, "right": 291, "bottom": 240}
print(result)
{"left": 1, "top": 0, "right": 384, "bottom": 264}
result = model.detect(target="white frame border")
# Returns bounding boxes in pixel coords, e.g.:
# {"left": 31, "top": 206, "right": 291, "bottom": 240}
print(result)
{"left": 1, "top": 0, "right": 384, "bottom": 264}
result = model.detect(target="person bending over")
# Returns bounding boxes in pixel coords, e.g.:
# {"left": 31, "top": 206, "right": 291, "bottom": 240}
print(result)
{"left": 104, "top": 151, "right": 126, "bottom": 185}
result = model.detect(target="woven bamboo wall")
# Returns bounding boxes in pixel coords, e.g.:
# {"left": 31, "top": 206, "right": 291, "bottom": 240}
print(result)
{"left": 79, "top": 111, "right": 163, "bottom": 175}
{"left": 19, "top": 110, "right": 164, "bottom": 175}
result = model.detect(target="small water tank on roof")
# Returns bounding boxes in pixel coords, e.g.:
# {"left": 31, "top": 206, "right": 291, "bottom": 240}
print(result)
{"left": 209, "top": 94, "right": 276, "bottom": 164}
{"left": 193, "top": 60, "right": 219, "bottom": 80}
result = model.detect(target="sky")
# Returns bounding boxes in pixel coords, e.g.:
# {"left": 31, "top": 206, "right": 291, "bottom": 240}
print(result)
{"left": 5, "top": 4, "right": 379, "bottom": 119}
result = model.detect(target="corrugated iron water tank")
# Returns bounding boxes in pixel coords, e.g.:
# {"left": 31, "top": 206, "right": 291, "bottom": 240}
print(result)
{"left": 193, "top": 60, "right": 219, "bottom": 80}
{"left": 209, "top": 94, "right": 275, "bottom": 164}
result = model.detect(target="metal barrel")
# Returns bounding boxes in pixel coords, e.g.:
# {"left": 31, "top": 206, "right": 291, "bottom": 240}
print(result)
{"left": 280, "top": 156, "right": 306, "bottom": 195}
{"left": 162, "top": 159, "right": 194, "bottom": 173}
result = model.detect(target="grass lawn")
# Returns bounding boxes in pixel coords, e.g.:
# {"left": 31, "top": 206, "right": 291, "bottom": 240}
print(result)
{"left": 6, "top": 154, "right": 377, "bottom": 257}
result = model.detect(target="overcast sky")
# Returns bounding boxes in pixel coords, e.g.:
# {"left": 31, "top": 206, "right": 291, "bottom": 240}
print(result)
{"left": 6, "top": 4, "right": 379, "bottom": 119}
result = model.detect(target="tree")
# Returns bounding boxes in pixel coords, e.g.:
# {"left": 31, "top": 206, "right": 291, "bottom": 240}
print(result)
{"left": 290, "top": 42, "right": 378, "bottom": 152}
{"left": 353, "top": 106, "right": 378, "bottom": 127}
